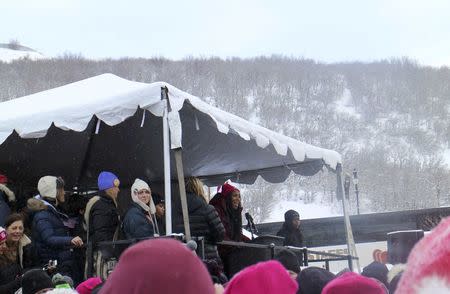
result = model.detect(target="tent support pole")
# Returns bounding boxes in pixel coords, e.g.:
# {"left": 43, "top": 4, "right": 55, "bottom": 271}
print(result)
{"left": 75, "top": 116, "right": 98, "bottom": 187}
{"left": 174, "top": 148, "right": 191, "bottom": 241}
{"left": 162, "top": 87, "right": 172, "bottom": 235}
{"left": 336, "top": 163, "right": 360, "bottom": 272}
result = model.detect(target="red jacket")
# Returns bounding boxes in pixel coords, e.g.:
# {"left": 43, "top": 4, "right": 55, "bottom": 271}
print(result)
{"left": 209, "top": 191, "right": 243, "bottom": 242}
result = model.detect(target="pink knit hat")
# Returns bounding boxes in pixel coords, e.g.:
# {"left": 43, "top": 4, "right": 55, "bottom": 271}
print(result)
{"left": 99, "top": 239, "right": 214, "bottom": 294}
{"left": 322, "top": 272, "right": 387, "bottom": 294}
{"left": 0, "top": 227, "right": 7, "bottom": 242}
{"left": 396, "top": 216, "right": 450, "bottom": 293}
{"left": 76, "top": 277, "right": 102, "bottom": 294}
{"left": 224, "top": 260, "right": 298, "bottom": 294}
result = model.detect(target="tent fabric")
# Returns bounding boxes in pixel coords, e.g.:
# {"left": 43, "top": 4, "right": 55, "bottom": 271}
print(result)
{"left": 0, "top": 74, "right": 341, "bottom": 188}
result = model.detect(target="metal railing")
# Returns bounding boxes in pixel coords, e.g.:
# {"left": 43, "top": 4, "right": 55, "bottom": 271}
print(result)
{"left": 85, "top": 235, "right": 204, "bottom": 278}
{"left": 217, "top": 241, "right": 358, "bottom": 271}
{"left": 84, "top": 237, "right": 358, "bottom": 278}
{"left": 306, "top": 249, "right": 357, "bottom": 271}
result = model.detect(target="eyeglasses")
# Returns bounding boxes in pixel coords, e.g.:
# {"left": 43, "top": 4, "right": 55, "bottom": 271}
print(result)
{"left": 137, "top": 189, "right": 151, "bottom": 195}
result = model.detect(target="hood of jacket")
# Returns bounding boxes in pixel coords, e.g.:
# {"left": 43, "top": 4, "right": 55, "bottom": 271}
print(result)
{"left": 19, "top": 234, "right": 31, "bottom": 268}
{"left": 27, "top": 197, "right": 48, "bottom": 212}
{"left": 130, "top": 179, "right": 156, "bottom": 214}
{"left": 19, "top": 234, "right": 31, "bottom": 247}
{"left": 27, "top": 196, "right": 68, "bottom": 220}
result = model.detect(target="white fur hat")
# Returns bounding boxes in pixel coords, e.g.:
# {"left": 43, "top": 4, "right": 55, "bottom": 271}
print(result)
{"left": 131, "top": 178, "right": 150, "bottom": 194}
{"left": 38, "top": 176, "right": 58, "bottom": 199}
{"left": 131, "top": 179, "right": 155, "bottom": 214}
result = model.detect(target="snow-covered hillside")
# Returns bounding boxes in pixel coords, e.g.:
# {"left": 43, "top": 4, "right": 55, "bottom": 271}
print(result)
{"left": 264, "top": 199, "right": 341, "bottom": 222}
{"left": 1, "top": 55, "right": 449, "bottom": 215}
{"left": 0, "top": 45, "right": 45, "bottom": 63}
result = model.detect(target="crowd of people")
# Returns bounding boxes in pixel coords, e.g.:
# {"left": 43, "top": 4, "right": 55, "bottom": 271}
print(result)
{"left": 0, "top": 171, "right": 250, "bottom": 293}
{"left": 1, "top": 171, "right": 450, "bottom": 293}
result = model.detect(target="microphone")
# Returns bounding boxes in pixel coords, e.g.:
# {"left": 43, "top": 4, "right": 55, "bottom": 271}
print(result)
{"left": 245, "top": 212, "right": 258, "bottom": 233}
{"left": 245, "top": 212, "right": 253, "bottom": 222}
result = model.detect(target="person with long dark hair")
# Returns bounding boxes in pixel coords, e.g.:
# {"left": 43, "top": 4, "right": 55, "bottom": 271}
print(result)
{"left": 210, "top": 183, "right": 244, "bottom": 242}
{"left": 0, "top": 226, "right": 21, "bottom": 293}
{"left": 209, "top": 182, "right": 247, "bottom": 278}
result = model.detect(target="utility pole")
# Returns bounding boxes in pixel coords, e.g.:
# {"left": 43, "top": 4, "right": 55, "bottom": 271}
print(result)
{"left": 353, "top": 168, "right": 360, "bottom": 215}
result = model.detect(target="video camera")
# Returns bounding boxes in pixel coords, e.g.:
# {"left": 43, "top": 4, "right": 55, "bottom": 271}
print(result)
{"left": 42, "top": 259, "right": 58, "bottom": 275}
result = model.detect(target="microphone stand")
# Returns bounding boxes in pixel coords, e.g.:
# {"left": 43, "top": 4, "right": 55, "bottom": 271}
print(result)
{"left": 251, "top": 219, "right": 258, "bottom": 236}
{"left": 245, "top": 213, "right": 258, "bottom": 240}
{"left": 246, "top": 220, "right": 254, "bottom": 240}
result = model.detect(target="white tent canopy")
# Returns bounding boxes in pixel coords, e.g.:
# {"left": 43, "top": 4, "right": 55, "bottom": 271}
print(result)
{"left": 0, "top": 74, "right": 357, "bottom": 264}
{"left": 0, "top": 73, "right": 341, "bottom": 188}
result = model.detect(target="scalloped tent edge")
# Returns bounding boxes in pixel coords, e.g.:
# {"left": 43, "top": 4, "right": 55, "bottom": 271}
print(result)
{"left": 0, "top": 74, "right": 356, "bottom": 265}
{"left": 0, "top": 73, "right": 342, "bottom": 187}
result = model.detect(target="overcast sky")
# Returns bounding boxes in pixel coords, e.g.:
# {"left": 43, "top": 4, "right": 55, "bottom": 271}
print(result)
{"left": 1, "top": 0, "right": 450, "bottom": 66}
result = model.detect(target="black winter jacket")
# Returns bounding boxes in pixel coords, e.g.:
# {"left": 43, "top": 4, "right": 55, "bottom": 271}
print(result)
{"left": 0, "top": 235, "right": 37, "bottom": 293}
{"left": 156, "top": 216, "right": 165, "bottom": 236}
{"left": 174, "top": 193, "right": 225, "bottom": 260}
{"left": 0, "top": 261, "right": 21, "bottom": 293}
{"left": 122, "top": 203, "right": 155, "bottom": 239}
{"left": 89, "top": 195, "right": 119, "bottom": 248}
{"left": 276, "top": 223, "right": 304, "bottom": 247}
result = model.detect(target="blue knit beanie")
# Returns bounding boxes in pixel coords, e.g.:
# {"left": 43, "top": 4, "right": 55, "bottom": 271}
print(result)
{"left": 98, "top": 171, "right": 119, "bottom": 191}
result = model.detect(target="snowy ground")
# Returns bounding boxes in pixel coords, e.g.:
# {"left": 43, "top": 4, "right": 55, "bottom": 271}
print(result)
{"left": 0, "top": 48, "right": 45, "bottom": 63}
{"left": 333, "top": 88, "right": 361, "bottom": 119}
{"left": 263, "top": 199, "right": 341, "bottom": 222}
{"left": 442, "top": 148, "right": 450, "bottom": 168}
